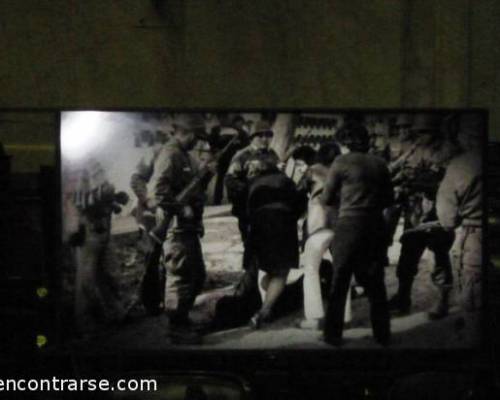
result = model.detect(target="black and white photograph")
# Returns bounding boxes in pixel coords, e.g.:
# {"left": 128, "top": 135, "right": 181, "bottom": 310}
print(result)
{"left": 60, "top": 110, "right": 484, "bottom": 350}
{"left": 3, "top": 1, "right": 500, "bottom": 397}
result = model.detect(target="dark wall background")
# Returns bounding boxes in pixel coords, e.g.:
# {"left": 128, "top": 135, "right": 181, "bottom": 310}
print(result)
{"left": 0, "top": 0, "right": 499, "bottom": 172}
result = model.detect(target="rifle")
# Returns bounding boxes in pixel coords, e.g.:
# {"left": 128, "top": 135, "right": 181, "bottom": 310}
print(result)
{"left": 150, "top": 131, "right": 246, "bottom": 243}
{"left": 140, "top": 171, "right": 214, "bottom": 315}
{"left": 140, "top": 131, "right": 245, "bottom": 314}
{"left": 389, "top": 143, "right": 418, "bottom": 177}
{"left": 401, "top": 165, "right": 444, "bottom": 203}
{"left": 399, "top": 220, "right": 443, "bottom": 241}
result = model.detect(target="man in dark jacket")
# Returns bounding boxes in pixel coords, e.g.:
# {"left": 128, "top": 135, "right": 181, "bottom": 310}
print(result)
{"left": 321, "top": 121, "right": 394, "bottom": 346}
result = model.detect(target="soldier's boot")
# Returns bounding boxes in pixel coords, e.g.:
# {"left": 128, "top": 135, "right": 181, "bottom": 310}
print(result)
{"left": 428, "top": 287, "right": 451, "bottom": 320}
{"left": 388, "top": 278, "right": 413, "bottom": 315}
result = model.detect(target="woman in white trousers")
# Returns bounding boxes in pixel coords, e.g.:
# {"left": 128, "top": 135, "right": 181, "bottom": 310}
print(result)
{"left": 298, "top": 143, "right": 352, "bottom": 329}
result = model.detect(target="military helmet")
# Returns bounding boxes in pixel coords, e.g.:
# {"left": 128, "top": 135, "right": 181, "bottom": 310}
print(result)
{"left": 250, "top": 119, "right": 273, "bottom": 138}
{"left": 410, "top": 114, "right": 442, "bottom": 134}
{"left": 395, "top": 114, "right": 413, "bottom": 127}
{"left": 172, "top": 114, "right": 207, "bottom": 139}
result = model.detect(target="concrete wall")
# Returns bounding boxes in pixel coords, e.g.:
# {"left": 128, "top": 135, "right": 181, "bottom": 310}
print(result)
{"left": 0, "top": 0, "right": 498, "bottom": 172}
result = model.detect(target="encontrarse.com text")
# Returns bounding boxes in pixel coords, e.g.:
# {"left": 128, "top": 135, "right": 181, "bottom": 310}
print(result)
{"left": 0, "top": 378, "right": 157, "bottom": 392}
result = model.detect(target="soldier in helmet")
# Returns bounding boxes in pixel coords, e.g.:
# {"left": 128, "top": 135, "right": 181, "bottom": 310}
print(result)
{"left": 382, "top": 114, "right": 417, "bottom": 265}
{"left": 389, "top": 114, "right": 415, "bottom": 161}
{"left": 225, "top": 119, "right": 280, "bottom": 242}
{"left": 368, "top": 117, "right": 391, "bottom": 162}
{"left": 389, "top": 113, "right": 461, "bottom": 319}
{"left": 321, "top": 121, "right": 393, "bottom": 346}
{"left": 145, "top": 114, "right": 210, "bottom": 341}
{"left": 436, "top": 113, "right": 483, "bottom": 342}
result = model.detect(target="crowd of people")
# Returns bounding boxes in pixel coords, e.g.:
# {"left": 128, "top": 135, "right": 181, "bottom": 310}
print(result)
{"left": 69, "top": 111, "right": 483, "bottom": 347}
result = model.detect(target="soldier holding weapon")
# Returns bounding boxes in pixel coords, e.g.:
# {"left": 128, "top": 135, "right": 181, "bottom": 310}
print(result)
{"left": 388, "top": 114, "right": 460, "bottom": 319}
{"left": 131, "top": 114, "right": 248, "bottom": 341}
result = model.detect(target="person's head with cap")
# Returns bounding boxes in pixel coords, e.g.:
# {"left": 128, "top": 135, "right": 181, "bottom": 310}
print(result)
{"left": 411, "top": 113, "right": 442, "bottom": 145}
{"left": 456, "top": 112, "right": 483, "bottom": 151}
{"left": 250, "top": 119, "right": 273, "bottom": 150}
{"left": 395, "top": 113, "right": 414, "bottom": 141}
{"left": 172, "top": 113, "right": 207, "bottom": 151}
{"left": 337, "top": 121, "right": 370, "bottom": 153}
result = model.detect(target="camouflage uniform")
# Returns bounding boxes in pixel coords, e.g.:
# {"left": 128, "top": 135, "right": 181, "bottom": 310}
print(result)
{"left": 383, "top": 141, "right": 418, "bottom": 246}
{"left": 153, "top": 139, "right": 206, "bottom": 324}
{"left": 437, "top": 150, "right": 482, "bottom": 314}
{"left": 382, "top": 115, "right": 417, "bottom": 258}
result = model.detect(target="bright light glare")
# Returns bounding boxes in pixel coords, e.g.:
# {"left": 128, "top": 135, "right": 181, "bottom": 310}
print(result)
{"left": 61, "top": 111, "right": 108, "bottom": 161}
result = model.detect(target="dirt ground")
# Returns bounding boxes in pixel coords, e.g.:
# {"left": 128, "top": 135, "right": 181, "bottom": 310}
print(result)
{"left": 65, "top": 206, "right": 480, "bottom": 351}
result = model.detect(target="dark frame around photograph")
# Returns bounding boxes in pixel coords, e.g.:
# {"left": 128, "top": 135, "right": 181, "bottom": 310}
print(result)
{"left": 49, "top": 109, "right": 488, "bottom": 368}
